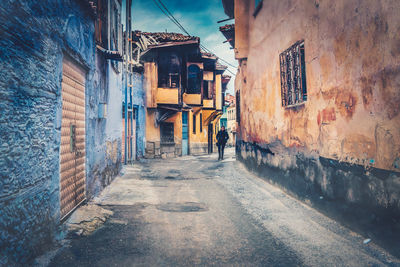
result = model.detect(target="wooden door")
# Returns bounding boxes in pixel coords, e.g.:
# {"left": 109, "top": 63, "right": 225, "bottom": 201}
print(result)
{"left": 60, "top": 58, "right": 86, "bottom": 220}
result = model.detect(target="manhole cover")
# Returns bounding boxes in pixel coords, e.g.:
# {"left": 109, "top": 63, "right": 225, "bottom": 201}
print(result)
{"left": 156, "top": 202, "right": 208, "bottom": 212}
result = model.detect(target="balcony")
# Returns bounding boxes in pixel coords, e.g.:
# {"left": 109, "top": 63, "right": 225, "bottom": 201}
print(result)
{"left": 203, "top": 99, "right": 214, "bottom": 109}
{"left": 156, "top": 88, "right": 179, "bottom": 105}
{"left": 183, "top": 93, "right": 201, "bottom": 105}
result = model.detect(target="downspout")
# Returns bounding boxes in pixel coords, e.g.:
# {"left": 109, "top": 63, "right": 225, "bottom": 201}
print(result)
{"left": 124, "top": 0, "right": 128, "bottom": 165}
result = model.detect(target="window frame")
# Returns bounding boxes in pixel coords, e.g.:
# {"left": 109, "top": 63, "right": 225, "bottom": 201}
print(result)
{"left": 187, "top": 63, "right": 202, "bottom": 94}
{"left": 279, "top": 40, "right": 307, "bottom": 108}
{"left": 160, "top": 122, "right": 175, "bottom": 145}
{"left": 158, "top": 52, "right": 181, "bottom": 89}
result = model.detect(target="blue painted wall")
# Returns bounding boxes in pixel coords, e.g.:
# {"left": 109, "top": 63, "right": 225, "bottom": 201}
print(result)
{"left": 125, "top": 72, "right": 146, "bottom": 158}
{"left": 0, "top": 0, "right": 122, "bottom": 265}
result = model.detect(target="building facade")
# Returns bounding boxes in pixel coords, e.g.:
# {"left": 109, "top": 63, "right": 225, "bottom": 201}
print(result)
{"left": 221, "top": 0, "right": 400, "bottom": 223}
{"left": 0, "top": 0, "right": 130, "bottom": 264}
{"left": 226, "top": 102, "right": 236, "bottom": 147}
{"left": 135, "top": 32, "right": 228, "bottom": 158}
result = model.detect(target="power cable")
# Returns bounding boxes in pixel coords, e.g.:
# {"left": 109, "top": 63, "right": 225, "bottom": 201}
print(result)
{"left": 152, "top": 0, "right": 238, "bottom": 72}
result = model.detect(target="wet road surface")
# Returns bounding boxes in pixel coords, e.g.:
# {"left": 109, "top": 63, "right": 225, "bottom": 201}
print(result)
{"left": 47, "top": 148, "right": 399, "bottom": 266}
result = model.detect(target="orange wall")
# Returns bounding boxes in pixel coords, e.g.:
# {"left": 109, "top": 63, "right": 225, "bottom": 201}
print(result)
{"left": 235, "top": 0, "right": 400, "bottom": 172}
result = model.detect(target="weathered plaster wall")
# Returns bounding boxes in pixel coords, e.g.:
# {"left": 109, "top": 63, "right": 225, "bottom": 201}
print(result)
{"left": 235, "top": 0, "right": 400, "bottom": 218}
{"left": 131, "top": 72, "right": 146, "bottom": 158}
{"left": 0, "top": 1, "right": 122, "bottom": 264}
{"left": 145, "top": 111, "right": 183, "bottom": 158}
{"left": 144, "top": 62, "right": 157, "bottom": 108}
{"left": 0, "top": 1, "right": 93, "bottom": 265}
{"left": 86, "top": 57, "right": 123, "bottom": 197}
{"left": 215, "top": 74, "right": 222, "bottom": 110}
{"left": 189, "top": 110, "right": 208, "bottom": 154}
{"left": 240, "top": 0, "right": 400, "bottom": 171}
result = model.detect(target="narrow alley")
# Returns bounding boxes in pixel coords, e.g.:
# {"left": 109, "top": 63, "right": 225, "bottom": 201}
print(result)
{"left": 2, "top": 0, "right": 400, "bottom": 266}
{"left": 41, "top": 149, "right": 397, "bottom": 266}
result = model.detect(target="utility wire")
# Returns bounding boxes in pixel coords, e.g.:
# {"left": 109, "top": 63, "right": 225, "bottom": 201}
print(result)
{"left": 152, "top": 0, "right": 238, "bottom": 72}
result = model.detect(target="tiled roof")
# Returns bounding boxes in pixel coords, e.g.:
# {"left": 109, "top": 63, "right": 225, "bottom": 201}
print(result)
{"left": 219, "top": 24, "right": 234, "bottom": 32}
{"left": 201, "top": 51, "right": 216, "bottom": 58}
{"left": 133, "top": 31, "right": 199, "bottom": 43}
{"left": 216, "top": 62, "right": 228, "bottom": 70}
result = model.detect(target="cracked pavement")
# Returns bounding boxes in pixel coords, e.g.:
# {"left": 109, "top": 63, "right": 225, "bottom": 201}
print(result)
{"left": 45, "top": 148, "right": 399, "bottom": 266}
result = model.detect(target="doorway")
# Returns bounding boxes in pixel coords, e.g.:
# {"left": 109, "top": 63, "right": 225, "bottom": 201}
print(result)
{"left": 208, "top": 123, "right": 213, "bottom": 154}
{"left": 60, "top": 57, "right": 86, "bottom": 220}
{"left": 182, "top": 111, "right": 188, "bottom": 155}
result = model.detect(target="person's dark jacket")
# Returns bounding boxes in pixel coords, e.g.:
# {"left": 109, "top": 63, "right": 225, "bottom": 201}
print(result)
{"left": 216, "top": 129, "right": 229, "bottom": 146}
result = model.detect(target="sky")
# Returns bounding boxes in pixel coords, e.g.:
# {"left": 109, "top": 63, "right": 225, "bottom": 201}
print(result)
{"left": 130, "top": 0, "right": 237, "bottom": 93}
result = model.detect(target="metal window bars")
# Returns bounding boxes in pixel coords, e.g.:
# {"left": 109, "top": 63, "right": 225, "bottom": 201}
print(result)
{"left": 280, "top": 41, "right": 307, "bottom": 107}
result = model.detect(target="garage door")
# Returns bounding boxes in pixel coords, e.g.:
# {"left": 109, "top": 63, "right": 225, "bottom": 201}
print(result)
{"left": 60, "top": 57, "right": 86, "bottom": 220}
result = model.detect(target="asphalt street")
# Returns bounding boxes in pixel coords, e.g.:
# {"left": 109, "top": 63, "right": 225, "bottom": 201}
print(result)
{"left": 46, "top": 148, "right": 399, "bottom": 267}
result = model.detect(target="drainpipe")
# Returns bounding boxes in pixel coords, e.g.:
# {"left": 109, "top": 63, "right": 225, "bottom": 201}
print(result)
{"left": 124, "top": 0, "right": 128, "bottom": 165}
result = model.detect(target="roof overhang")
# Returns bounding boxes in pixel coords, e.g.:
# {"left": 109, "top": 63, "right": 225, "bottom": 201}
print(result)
{"left": 219, "top": 24, "right": 235, "bottom": 48}
{"left": 221, "top": 0, "right": 234, "bottom": 18}
{"left": 148, "top": 39, "right": 199, "bottom": 49}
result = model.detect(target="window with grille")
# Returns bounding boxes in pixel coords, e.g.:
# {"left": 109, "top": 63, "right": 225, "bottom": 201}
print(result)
{"left": 279, "top": 41, "right": 307, "bottom": 107}
{"left": 160, "top": 122, "right": 174, "bottom": 144}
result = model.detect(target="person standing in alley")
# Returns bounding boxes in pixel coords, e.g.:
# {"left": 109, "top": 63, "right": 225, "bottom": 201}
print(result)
{"left": 216, "top": 126, "right": 229, "bottom": 160}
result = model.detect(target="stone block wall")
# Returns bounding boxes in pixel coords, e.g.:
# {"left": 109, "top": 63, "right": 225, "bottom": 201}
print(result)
{"left": 189, "top": 143, "right": 208, "bottom": 155}
{"left": 0, "top": 0, "right": 122, "bottom": 264}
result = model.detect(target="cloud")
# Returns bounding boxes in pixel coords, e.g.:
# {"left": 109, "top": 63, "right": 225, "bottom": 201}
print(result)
{"left": 131, "top": 0, "right": 236, "bottom": 93}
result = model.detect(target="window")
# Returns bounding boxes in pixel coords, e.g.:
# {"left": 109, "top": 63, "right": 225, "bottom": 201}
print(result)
{"left": 200, "top": 113, "right": 203, "bottom": 132}
{"left": 160, "top": 122, "right": 174, "bottom": 144}
{"left": 193, "top": 114, "right": 196, "bottom": 134}
{"left": 279, "top": 41, "right": 307, "bottom": 107}
{"left": 158, "top": 52, "right": 180, "bottom": 88}
{"left": 187, "top": 64, "right": 201, "bottom": 94}
{"left": 203, "top": 81, "right": 213, "bottom": 99}
{"left": 110, "top": 0, "right": 122, "bottom": 73}
{"left": 236, "top": 91, "right": 240, "bottom": 124}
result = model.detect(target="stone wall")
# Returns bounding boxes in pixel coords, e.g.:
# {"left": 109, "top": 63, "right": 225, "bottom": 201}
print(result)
{"left": 0, "top": 0, "right": 122, "bottom": 264}
{"left": 189, "top": 143, "right": 209, "bottom": 155}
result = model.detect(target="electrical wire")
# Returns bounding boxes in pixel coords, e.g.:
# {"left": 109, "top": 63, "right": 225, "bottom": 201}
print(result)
{"left": 152, "top": 0, "right": 238, "bottom": 72}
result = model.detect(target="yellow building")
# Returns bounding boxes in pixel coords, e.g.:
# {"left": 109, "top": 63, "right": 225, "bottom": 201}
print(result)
{"left": 133, "top": 31, "right": 229, "bottom": 158}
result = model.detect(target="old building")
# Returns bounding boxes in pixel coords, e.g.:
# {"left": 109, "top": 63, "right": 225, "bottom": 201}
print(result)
{"left": 226, "top": 100, "right": 236, "bottom": 147}
{"left": 221, "top": 0, "right": 400, "bottom": 223}
{"left": 122, "top": 27, "right": 146, "bottom": 163}
{"left": 134, "top": 31, "right": 229, "bottom": 158}
{"left": 0, "top": 0, "right": 131, "bottom": 264}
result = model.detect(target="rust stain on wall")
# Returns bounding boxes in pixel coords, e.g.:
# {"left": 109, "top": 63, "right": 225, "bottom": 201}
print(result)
{"left": 360, "top": 76, "right": 374, "bottom": 110}
{"left": 378, "top": 67, "right": 400, "bottom": 119}
{"left": 317, "top": 107, "right": 336, "bottom": 126}
{"left": 335, "top": 91, "right": 357, "bottom": 120}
